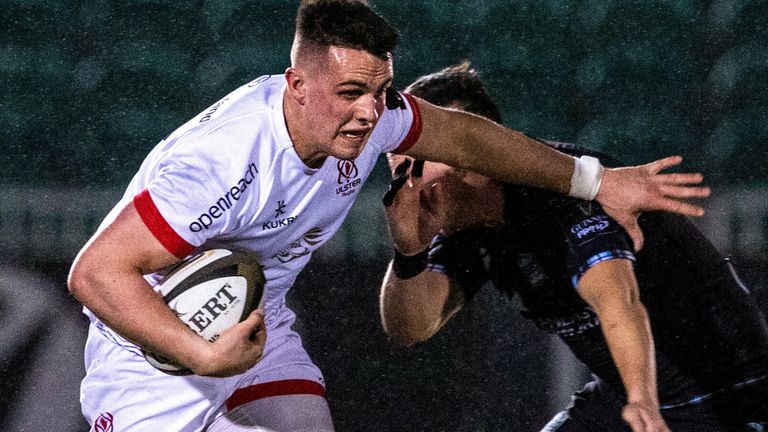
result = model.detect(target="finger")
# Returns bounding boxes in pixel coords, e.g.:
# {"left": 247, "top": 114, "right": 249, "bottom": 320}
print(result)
{"left": 411, "top": 159, "right": 425, "bottom": 178}
{"left": 657, "top": 184, "right": 711, "bottom": 198}
{"left": 621, "top": 408, "right": 647, "bottom": 432}
{"left": 394, "top": 158, "right": 411, "bottom": 176}
{"left": 238, "top": 310, "right": 264, "bottom": 335}
{"left": 652, "top": 198, "right": 705, "bottom": 218}
{"left": 250, "top": 323, "right": 266, "bottom": 347}
{"left": 222, "top": 311, "right": 262, "bottom": 346}
{"left": 428, "top": 182, "right": 445, "bottom": 222}
{"left": 653, "top": 172, "right": 704, "bottom": 185}
{"left": 622, "top": 217, "right": 645, "bottom": 252}
{"left": 636, "top": 410, "right": 656, "bottom": 432}
{"left": 382, "top": 174, "right": 410, "bottom": 207}
{"left": 243, "top": 311, "right": 267, "bottom": 351}
{"left": 410, "top": 161, "right": 425, "bottom": 189}
{"left": 638, "top": 410, "right": 668, "bottom": 432}
{"left": 386, "top": 153, "right": 409, "bottom": 171}
{"left": 644, "top": 155, "right": 682, "bottom": 174}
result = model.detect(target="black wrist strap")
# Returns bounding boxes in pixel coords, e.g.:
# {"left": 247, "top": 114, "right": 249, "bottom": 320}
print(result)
{"left": 392, "top": 248, "right": 429, "bottom": 279}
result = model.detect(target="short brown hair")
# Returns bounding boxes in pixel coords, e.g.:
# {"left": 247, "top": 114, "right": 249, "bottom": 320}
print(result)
{"left": 406, "top": 62, "right": 502, "bottom": 124}
{"left": 295, "top": 0, "right": 398, "bottom": 60}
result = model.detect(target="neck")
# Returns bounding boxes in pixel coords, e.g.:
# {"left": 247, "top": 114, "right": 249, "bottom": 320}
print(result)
{"left": 282, "top": 92, "right": 327, "bottom": 168}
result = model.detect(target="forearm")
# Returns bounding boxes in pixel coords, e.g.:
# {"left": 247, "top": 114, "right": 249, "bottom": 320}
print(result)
{"left": 70, "top": 266, "right": 210, "bottom": 370}
{"left": 596, "top": 301, "right": 659, "bottom": 405}
{"left": 380, "top": 263, "right": 458, "bottom": 346}
{"left": 68, "top": 201, "right": 211, "bottom": 372}
{"left": 578, "top": 260, "right": 660, "bottom": 406}
{"left": 406, "top": 103, "right": 575, "bottom": 194}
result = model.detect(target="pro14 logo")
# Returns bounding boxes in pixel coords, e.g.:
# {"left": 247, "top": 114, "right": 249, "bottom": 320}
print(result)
{"left": 336, "top": 159, "right": 361, "bottom": 197}
{"left": 186, "top": 283, "right": 241, "bottom": 336}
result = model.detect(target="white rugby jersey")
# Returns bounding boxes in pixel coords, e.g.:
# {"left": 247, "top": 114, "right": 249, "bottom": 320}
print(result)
{"left": 86, "top": 74, "right": 421, "bottom": 331}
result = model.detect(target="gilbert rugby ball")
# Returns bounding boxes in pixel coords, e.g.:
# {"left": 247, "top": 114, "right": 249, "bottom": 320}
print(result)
{"left": 143, "top": 249, "right": 265, "bottom": 375}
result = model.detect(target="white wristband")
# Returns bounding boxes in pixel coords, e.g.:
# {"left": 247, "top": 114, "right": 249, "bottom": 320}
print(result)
{"left": 568, "top": 155, "right": 604, "bottom": 200}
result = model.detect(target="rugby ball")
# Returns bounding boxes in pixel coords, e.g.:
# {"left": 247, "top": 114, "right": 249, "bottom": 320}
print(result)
{"left": 143, "top": 249, "right": 265, "bottom": 375}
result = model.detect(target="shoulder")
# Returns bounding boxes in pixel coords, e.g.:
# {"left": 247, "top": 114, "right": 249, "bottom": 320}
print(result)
{"left": 369, "top": 89, "right": 422, "bottom": 154}
{"left": 152, "top": 75, "right": 288, "bottom": 172}
{"left": 165, "top": 75, "right": 286, "bottom": 145}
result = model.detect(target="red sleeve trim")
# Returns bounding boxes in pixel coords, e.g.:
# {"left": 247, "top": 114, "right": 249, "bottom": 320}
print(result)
{"left": 226, "top": 379, "right": 326, "bottom": 410}
{"left": 392, "top": 93, "right": 423, "bottom": 154}
{"left": 133, "top": 189, "right": 194, "bottom": 259}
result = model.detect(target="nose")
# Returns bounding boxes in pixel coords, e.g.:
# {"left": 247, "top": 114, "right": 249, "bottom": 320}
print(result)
{"left": 355, "top": 95, "right": 380, "bottom": 125}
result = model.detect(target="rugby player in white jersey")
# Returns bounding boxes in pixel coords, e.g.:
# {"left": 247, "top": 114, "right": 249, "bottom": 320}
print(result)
{"left": 68, "top": 1, "right": 710, "bottom": 431}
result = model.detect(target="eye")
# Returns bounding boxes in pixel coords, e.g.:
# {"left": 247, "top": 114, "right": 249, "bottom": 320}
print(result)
{"left": 338, "top": 89, "right": 363, "bottom": 99}
{"left": 375, "top": 86, "right": 390, "bottom": 99}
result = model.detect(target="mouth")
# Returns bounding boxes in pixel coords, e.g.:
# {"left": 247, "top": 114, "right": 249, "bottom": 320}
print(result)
{"left": 339, "top": 128, "right": 371, "bottom": 143}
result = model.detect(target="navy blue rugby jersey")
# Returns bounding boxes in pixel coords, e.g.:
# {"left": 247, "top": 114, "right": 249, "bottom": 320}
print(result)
{"left": 427, "top": 142, "right": 727, "bottom": 330}
{"left": 428, "top": 143, "right": 768, "bottom": 397}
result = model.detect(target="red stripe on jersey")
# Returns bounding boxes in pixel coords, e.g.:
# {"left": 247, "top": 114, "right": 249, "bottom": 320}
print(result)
{"left": 133, "top": 189, "right": 194, "bottom": 259}
{"left": 226, "top": 379, "right": 326, "bottom": 410}
{"left": 392, "top": 93, "right": 423, "bottom": 154}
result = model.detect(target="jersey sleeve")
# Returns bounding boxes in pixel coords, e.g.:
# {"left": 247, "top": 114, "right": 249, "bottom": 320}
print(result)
{"left": 368, "top": 88, "right": 423, "bottom": 154}
{"left": 133, "top": 138, "right": 260, "bottom": 259}
{"left": 426, "top": 230, "right": 492, "bottom": 302}
{"left": 552, "top": 198, "right": 636, "bottom": 288}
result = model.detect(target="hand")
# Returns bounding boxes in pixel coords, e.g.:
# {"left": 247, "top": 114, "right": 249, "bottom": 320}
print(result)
{"left": 622, "top": 401, "right": 670, "bottom": 432}
{"left": 382, "top": 158, "right": 444, "bottom": 255}
{"left": 190, "top": 310, "right": 267, "bottom": 377}
{"left": 596, "top": 156, "right": 710, "bottom": 251}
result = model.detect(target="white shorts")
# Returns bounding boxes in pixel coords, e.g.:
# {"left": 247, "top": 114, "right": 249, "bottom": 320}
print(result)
{"left": 81, "top": 308, "right": 326, "bottom": 432}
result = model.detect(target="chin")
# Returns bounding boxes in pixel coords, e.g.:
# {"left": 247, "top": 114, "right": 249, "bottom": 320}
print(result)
{"left": 332, "top": 140, "right": 367, "bottom": 160}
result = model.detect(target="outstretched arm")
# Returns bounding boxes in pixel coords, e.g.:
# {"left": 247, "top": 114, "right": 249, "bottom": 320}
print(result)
{"left": 402, "top": 97, "right": 710, "bottom": 249}
{"left": 68, "top": 201, "right": 266, "bottom": 377}
{"left": 577, "top": 259, "right": 670, "bottom": 432}
{"left": 403, "top": 100, "right": 574, "bottom": 194}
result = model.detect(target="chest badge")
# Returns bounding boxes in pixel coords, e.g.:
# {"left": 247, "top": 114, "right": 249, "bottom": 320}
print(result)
{"left": 336, "top": 159, "right": 361, "bottom": 197}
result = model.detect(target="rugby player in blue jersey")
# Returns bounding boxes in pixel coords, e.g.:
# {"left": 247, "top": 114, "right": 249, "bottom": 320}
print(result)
{"left": 381, "top": 63, "right": 768, "bottom": 431}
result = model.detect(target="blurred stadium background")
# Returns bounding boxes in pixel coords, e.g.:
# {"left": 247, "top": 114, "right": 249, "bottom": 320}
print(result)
{"left": 1, "top": 0, "right": 766, "bottom": 430}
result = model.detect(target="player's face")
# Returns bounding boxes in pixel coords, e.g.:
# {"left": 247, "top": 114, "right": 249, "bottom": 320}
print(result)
{"left": 421, "top": 162, "right": 493, "bottom": 192}
{"left": 304, "top": 46, "right": 393, "bottom": 161}
{"left": 421, "top": 161, "right": 502, "bottom": 232}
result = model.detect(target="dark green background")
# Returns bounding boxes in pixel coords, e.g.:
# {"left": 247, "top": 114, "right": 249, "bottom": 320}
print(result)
{"left": 2, "top": 0, "right": 766, "bottom": 188}
{"left": 2, "top": 2, "right": 767, "bottom": 431}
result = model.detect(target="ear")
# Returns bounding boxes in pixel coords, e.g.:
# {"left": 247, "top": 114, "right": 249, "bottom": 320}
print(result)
{"left": 284, "top": 67, "right": 306, "bottom": 105}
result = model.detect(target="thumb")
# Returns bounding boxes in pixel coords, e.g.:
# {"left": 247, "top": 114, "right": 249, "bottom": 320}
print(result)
{"left": 427, "top": 183, "right": 446, "bottom": 228}
{"left": 239, "top": 310, "right": 266, "bottom": 341}
{"left": 629, "top": 223, "right": 645, "bottom": 252}
{"left": 418, "top": 184, "right": 444, "bottom": 244}
{"left": 617, "top": 214, "right": 644, "bottom": 252}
